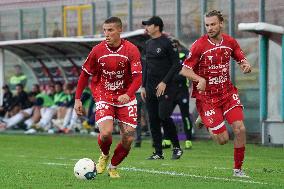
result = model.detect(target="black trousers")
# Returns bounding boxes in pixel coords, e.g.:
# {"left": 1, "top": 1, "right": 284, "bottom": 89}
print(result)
{"left": 164, "top": 88, "right": 193, "bottom": 141}
{"left": 146, "top": 87, "right": 180, "bottom": 154}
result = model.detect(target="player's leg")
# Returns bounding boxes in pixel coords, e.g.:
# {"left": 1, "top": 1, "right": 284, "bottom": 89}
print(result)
{"left": 224, "top": 90, "right": 249, "bottom": 177}
{"left": 196, "top": 100, "right": 229, "bottom": 145}
{"left": 95, "top": 102, "right": 114, "bottom": 174}
{"left": 225, "top": 109, "right": 248, "bottom": 176}
{"left": 195, "top": 114, "right": 204, "bottom": 128}
{"left": 108, "top": 101, "right": 137, "bottom": 178}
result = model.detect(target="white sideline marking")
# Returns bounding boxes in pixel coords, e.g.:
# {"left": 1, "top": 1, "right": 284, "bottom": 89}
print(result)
{"left": 120, "top": 167, "right": 268, "bottom": 185}
{"left": 43, "top": 162, "right": 71, "bottom": 166}
{"left": 42, "top": 162, "right": 268, "bottom": 185}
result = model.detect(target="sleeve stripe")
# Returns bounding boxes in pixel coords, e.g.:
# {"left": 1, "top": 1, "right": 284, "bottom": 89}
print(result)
{"left": 182, "top": 64, "right": 193, "bottom": 70}
{"left": 81, "top": 66, "right": 93, "bottom": 76}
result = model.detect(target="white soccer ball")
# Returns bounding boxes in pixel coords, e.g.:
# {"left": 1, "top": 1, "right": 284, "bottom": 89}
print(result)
{"left": 74, "top": 158, "right": 97, "bottom": 180}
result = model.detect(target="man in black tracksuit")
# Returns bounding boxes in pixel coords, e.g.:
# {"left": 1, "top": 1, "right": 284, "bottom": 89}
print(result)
{"left": 162, "top": 39, "right": 193, "bottom": 150}
{"left": 141, "top": 16, "right": 183, "bottom": 160}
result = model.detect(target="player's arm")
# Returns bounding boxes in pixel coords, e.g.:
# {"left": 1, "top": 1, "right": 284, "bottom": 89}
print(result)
{"left": 180, "top": 40, "right": 205, "bottom": 91}
{"left": 231, "top": 38, "right": 252, "bottom": 74}
{"left": 180, "top": 67, "right": 206, "bottom": 91}
{"left": 74, "top": 71, "right": 89, "bottom": 116}
{"left": 74, "top": 48, "right": 96, "bottom": 115}
{"left": 118, "top": 45, "right": 142, "bottom": 104}
{"left": 239, "top": 59, "right": 252, "bottom": 74}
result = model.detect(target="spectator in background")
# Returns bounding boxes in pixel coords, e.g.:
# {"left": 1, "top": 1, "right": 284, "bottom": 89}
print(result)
{"left": 0, "top": 85, "right": 13, "bottom": 118}
{"left": 0, "top": 92, "right": 38, "bottom": 131}
{"left": 162, "top": 39, "right": 194, "bottom": 150}
{"left": 31, "top": 84, "right": 41, "bottom": 95}
{"left": 9, "top": 65, "right": 27, "bottom": 92}
{"left": 8, "top": 84, "right": 29, "bottom": 117}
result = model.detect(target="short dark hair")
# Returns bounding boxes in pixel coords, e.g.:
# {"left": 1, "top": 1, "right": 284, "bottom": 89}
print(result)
{"left": 142, "top": 16, "right": 164, "bottom": 32}
{"left": 16, "top": 83, "right": 24, "bottom": 89}
{"left": 104, "top": 17, "right": 122, "bottom": 28}
{"left": 205, "top": 10, "right": 224, "bottom": 22}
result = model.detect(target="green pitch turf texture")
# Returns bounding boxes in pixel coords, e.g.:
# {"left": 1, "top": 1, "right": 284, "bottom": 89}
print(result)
{"left": 0, "top": 134, "right": 283, "bottom": 189}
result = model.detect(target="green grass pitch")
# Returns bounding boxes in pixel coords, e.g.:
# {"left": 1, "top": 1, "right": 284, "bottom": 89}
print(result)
{"left": 0, "top": 134, "right": 283, "bottom": 189}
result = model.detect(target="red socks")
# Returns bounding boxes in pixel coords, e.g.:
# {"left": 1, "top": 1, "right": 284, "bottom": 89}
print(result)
{"left": 234, "top": 146, "right": 245, "bottom": 169}
{"left": 97, "top": 134, "right": 112, "bottom": 156}
{"left": 111, "top": 143, "right": 130, "bottom": 166}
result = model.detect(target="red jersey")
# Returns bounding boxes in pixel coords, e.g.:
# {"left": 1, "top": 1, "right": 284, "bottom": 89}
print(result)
{"left": 183, "top": 34, "right": 246, "bottom": 103}
{"left": 82, "top": 39, "right": 142, "bottom": 105}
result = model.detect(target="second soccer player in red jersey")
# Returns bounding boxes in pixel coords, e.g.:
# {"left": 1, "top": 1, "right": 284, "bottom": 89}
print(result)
{"left": 74, "top": 17, "right": 142, "bottom": 178}
{"left": 180, "top": 10, "right": 251, "bottom": 177}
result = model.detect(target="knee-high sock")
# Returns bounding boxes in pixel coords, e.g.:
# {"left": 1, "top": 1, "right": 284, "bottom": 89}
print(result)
{"left": 111, "top": 143, "right": 130, "bottom": 166}
{"left": 97, "top": 134, "right": 112, "bottom": 156}
{"left": 234, "top": 146, "right": 245, "bottom": 169}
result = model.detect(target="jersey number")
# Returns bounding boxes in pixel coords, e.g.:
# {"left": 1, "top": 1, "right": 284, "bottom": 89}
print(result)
{"left": 128, "top": 106, "right": 137, "bottom": 117}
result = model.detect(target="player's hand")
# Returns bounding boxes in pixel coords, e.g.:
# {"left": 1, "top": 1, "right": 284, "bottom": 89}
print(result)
{"left": 239, "top": 60, "right": 252, "bottom": 74}
{"left": 74, "top": 99, "right": 84, "bottom": 116}
{"left": 118, "top": 94, "right": 130, "bottom": 104}
{"left": 141, "top": 87, "right": 147, "bottom": 102}
{"left": 197, "top": 78, "right": 206, "bottom": 91}
{"left": 156, "top": 82, "right": 166, "bottom": 97}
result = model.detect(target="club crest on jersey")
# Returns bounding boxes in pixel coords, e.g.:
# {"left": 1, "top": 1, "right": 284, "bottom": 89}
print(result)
{"left": 101, "top": 62, "right": 105, "bottom": 66}
{"left": 156, "top": 48, "right": 161, "bottom": 54}
{"left": 207, "top": 56, "right": 213, "bottom": 61}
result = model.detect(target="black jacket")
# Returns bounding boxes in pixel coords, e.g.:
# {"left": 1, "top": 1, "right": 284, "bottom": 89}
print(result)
{"left": 142, "top": 35, "right": 180, "bottom": 94}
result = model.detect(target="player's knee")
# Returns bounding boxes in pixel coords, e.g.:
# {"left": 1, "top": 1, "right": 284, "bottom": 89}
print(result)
{"left": 100, "top": 132, "right": 112, "bottom": 141}
{"left": 216, "top": 132, "right": 229, "bottom": 145}
{"left": 217, "top": 137, "right": 228, "bottom": 145}
{"left": 232, "top": 121, "right": 246, "bottom": 136}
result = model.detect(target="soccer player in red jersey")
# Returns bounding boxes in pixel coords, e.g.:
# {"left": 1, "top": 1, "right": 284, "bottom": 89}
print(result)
{"left": 74, "top": 17, "right": 142, "bottom": 178}
{"left": 180, "top": 10, "right": 251, "bottom": 177}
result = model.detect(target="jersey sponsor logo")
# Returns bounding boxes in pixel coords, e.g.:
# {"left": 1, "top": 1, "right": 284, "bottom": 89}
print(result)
{"left": 208, "top": 63, "right": 228, "bottom": 70}
{"left": 102, "top": 69, "right": 125, "bottom": 79}
{"left": 105, "top": 80, "right": 124, "bottom": 91}
{"left": 208, "top": 75, "right": 228, "bottom": 85}
{"left": 205, "top": 109, "right": 215, "bottom": 117}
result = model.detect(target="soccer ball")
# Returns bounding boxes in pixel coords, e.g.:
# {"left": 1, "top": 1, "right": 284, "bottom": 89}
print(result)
{"left": 74, "top": 158, "right": 97, "bottom": 180}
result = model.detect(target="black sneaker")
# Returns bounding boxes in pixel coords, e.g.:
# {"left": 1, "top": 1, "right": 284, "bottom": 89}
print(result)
{"left": 147, "top": 152, "right": 164, "bottom": 160}
{"left": 171, "top": 147, "right": 183, "bottom": 160}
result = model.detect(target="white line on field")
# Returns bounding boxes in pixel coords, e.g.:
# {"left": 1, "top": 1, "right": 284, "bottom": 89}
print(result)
{"left": 120, "top": 167, "right": 268, "bottom": 185}
{"left": 43, "top": 162, "right": 72, "bottom": 166}
{"left": 42, "top": 162, "right": 268, "bottom": 185}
